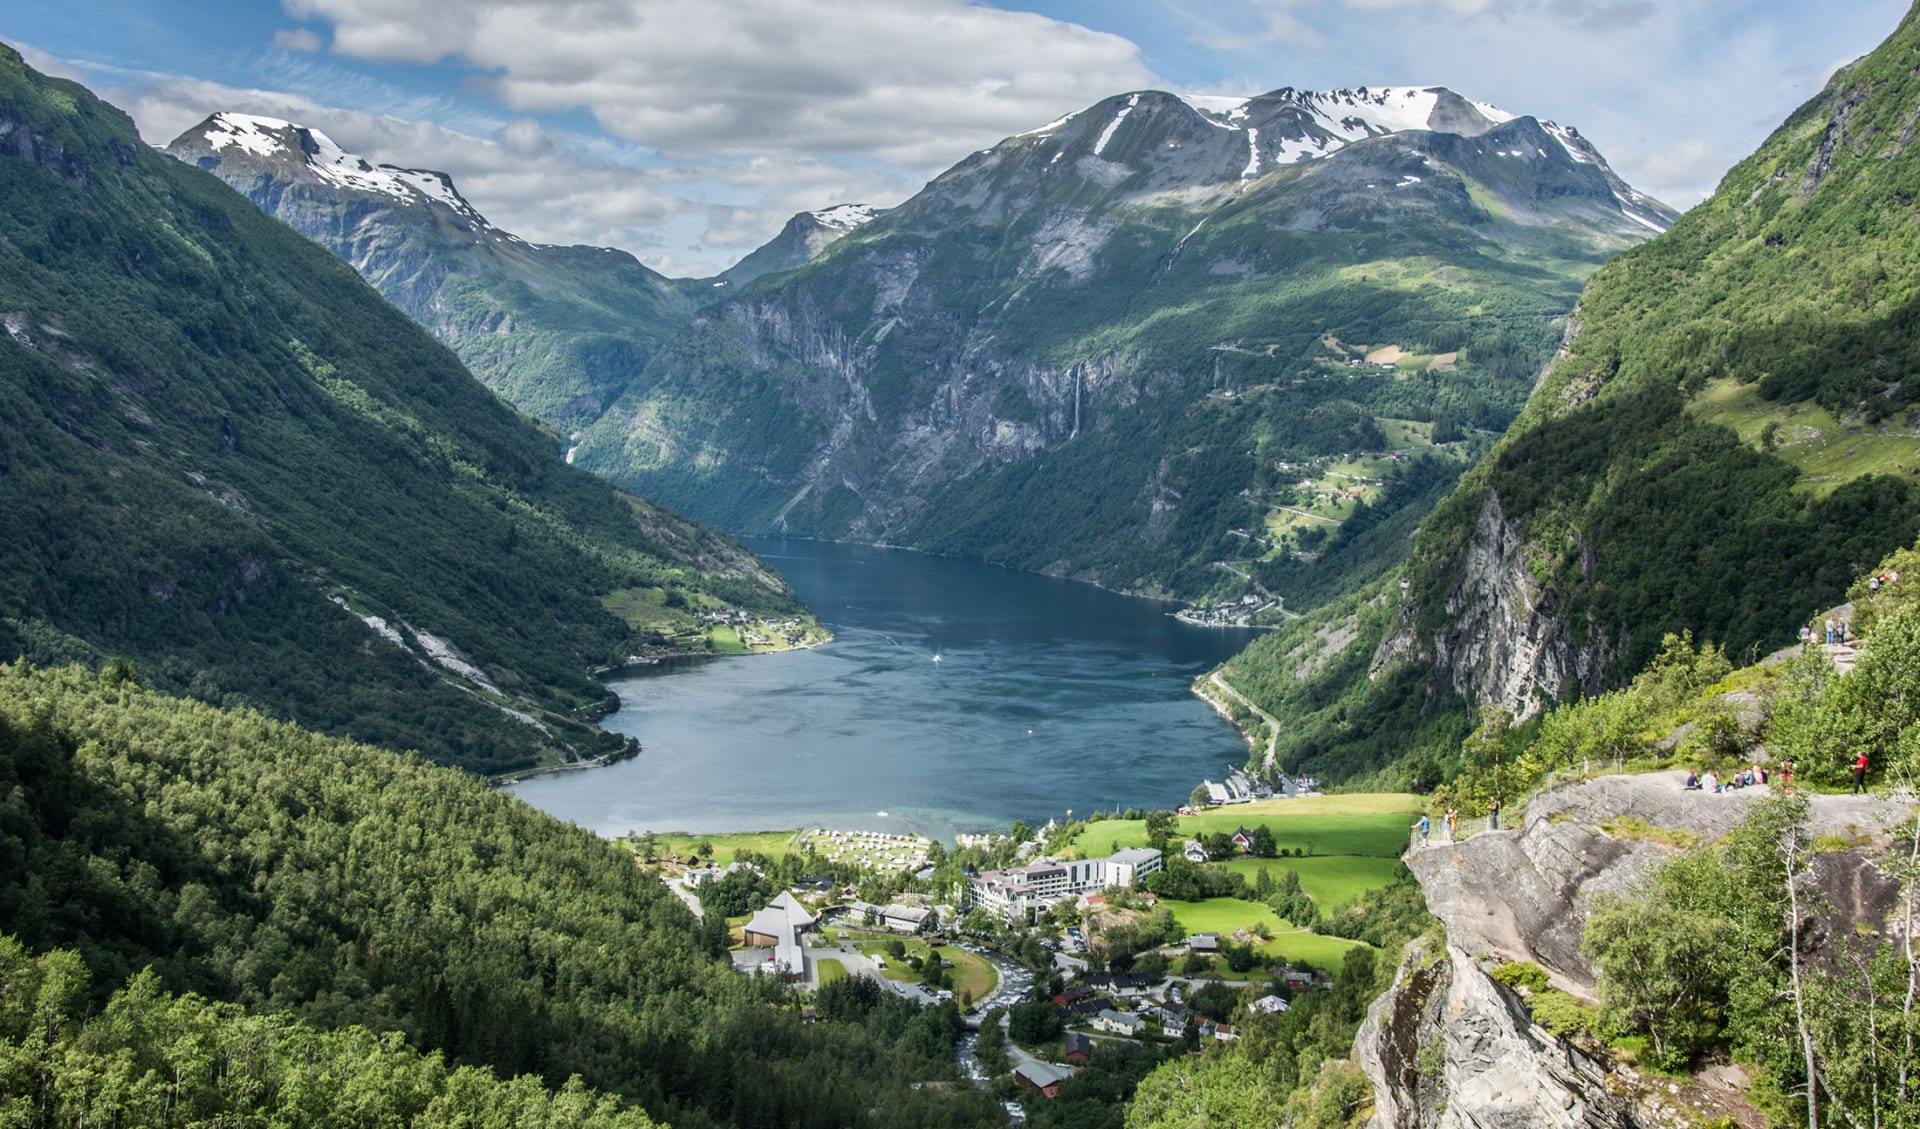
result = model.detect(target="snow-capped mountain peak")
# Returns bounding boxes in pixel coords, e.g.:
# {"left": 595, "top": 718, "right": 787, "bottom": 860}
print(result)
{"left": 192, "top": 112, "right": 488, "bottom": 228}
{"left": 809, "top": 204, "right": 882, "bottom": 231}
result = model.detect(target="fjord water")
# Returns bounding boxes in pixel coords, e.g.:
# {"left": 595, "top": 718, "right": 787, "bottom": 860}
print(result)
{"left": 510, "top": 539, "right": 1258, "bottom": 841}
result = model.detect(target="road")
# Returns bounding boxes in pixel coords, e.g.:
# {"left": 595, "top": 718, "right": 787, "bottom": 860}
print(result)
{"left": 1208, "top": 671, "right": 1281, "bottom": 772}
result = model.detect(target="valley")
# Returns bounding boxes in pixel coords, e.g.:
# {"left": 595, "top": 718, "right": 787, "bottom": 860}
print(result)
{"left": 3, "top": 2, "right": 1920, "bottom": 1127}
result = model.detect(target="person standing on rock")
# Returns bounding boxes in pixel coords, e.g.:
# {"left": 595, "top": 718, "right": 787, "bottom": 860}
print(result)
{"left": 1782, "top": 756, "right": 1796, "bottom": 798}
{"left": 1444, "top": 808, "right": 1457, "bottom": 842}
{"left": 1854, "top": 751, "right": 1869, "bottom": 794}
{"left": 1488, "top": 798, "right": 1500, "bottom": 830}
{"left": 1415, "top": 814, "right": 1430, "bottom": 846}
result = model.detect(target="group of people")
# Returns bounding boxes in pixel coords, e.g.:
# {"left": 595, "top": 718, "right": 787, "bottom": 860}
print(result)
{"left": 1685, "top": 751, "right": 1871, "bottom": 796}
{"left": 1684, "top": 764, "right": 1769, "bottom": 793}
{"left": 1414, "top": 802, "right": 1496, "bottom": 846}
{"left": 1803, "top": 616, "right": 1851, "bottom": 646}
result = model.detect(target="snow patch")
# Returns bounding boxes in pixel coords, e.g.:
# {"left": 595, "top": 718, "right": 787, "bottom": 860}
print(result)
{"left": 1618, "top": 206, "right": 1668, "bottom": 233}
{"left": 1397, "top": 175, "right": 1423, "bottom": 187}
{"left": 205, "top": 113, "right": 489, "bottom": 226}
{"left": 1543, "top": 122, "right": 1594, "bottom": 164}
{"left": 203, "top": 112, "right": 294, "bottom": 158}
{"left": 565, "top": 444, "right": 580, "bottom": 464}
{"left": 1093, "top": 94, "right": 1140, "bottom": 158}
{"left": 810, "top": 203, "right": 881, "bottom": 230}
{"left": 1017, "top": 110, "right": 1080, "bottom": 137}
{"left": 1242, "top": 128, "right": 1261, "bottom": 179}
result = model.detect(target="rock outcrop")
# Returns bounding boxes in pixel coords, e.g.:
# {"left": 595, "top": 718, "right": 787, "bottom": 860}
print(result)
{"left": 1359, "top": 940, "right": 1635, "bottom": 1129}
{"left": 1358, "top": 774, "right": 1906, "bottom": 1126}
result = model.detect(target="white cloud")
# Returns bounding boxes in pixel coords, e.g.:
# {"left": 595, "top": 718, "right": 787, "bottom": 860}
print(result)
{"left": 1193, "top": 1, "right": 1326, "bottom": 49}
{"left": 287, "top": 0, "right": 1155, "bottom": 174}
{"left": 269, "top": 27, "right": 324, "bottom": 52}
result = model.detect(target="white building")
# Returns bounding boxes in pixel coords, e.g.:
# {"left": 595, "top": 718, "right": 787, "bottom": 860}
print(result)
{"left": 967, "top": 847, "right": 1163, "bottom": 923}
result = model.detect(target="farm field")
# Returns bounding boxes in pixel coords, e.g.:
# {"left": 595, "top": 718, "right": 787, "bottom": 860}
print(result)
{"left": 632, "top": 829, "right": 799, "bottom": 864}
{"left": 1166, "top": 898, "right": 1367, "bottom": 971}
{"left": 1072, "top": 793, "right": 1418, "bottom": 859}
{"left": 1209, "top": 855, "right": 1405, "bottom": 908}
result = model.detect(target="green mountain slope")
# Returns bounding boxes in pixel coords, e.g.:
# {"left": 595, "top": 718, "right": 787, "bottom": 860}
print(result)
{"left": 1229, "top": 7, "right": 1920, "bottom": 783}
{"left": 573, "top": 88, "right": 1673, "bottom": 602}
{"left": 0, "top": 45, "right": 806, "bottom": 774}
{"left": 167, "top": 113, "right": 703, "bottom": 431}
{"left": 0, "top": 662, "right": 995, "bottom": 1128}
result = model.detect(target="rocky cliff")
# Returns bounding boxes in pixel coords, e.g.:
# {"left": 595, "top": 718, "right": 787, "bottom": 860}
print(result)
{"left": 1356, "top": 774, "right": 1904, "bottom": 1128}
{"left": 1364, "top": 7, "right": 1920, "bottom": 722}
{"left": 569, "top": 86, "right": 1674, "bottom": 601}
{"left": 167, "top": 113, "right": 700, "bottom": 429}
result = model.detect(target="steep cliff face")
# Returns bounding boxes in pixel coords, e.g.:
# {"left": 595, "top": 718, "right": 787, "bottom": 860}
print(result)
{"left": 1364, "top": 8, "right": 1920, "bottom": 719}
{"left": 1376, "top": 490, "right": 1617, "bottom": 719}
{"left": 167, "top": 114, "right": 699, "bottom": 429}
{"left": 1359, "top": 941, "right": 1636, "bottom": 1129}
{"left": 573, "top": 85, "right": 1671, "bottom": 599}
{"left": 1356, "top": 775, "right": 1905, "bottom": 1127}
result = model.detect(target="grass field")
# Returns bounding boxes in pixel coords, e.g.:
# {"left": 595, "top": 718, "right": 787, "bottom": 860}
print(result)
{"left": 1071, "top": 794, "right": 1419, "bottom": 859}
{"left": 633, "top": 829, "right": 798, "bottom": 864}
{"left": 815, "top": 958, "right": 848, "bottom": 986}
{"left": 1167, "top": 898, "right": 1366, "bottom": 970}
{"left": 1691, "top": 377, "right": 1920, "bottom": 498}
{"left": 1209, "top": 855, "right": 1405, "bottom": 908}
{"left": 833, "top": 933, "right": 998, "bottom": 998}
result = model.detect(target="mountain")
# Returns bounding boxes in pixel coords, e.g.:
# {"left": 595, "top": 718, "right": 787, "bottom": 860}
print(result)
{"left": 1225, "top": 10, "right": 1920, "bottom": 783}
{"left": 568, "top": 85, "right": 1676, "bottom": 600}
{"left": 0, "top": 44, "right": 808, "bottom": 775}
{"left": 0, "top": 662, "right": 997, "bottom": 1128}
{"left": 167, "top": 112, "right": 703, "bottom": 432}
{"left": 717, "top": 203, "right": 884, "bottom": 288}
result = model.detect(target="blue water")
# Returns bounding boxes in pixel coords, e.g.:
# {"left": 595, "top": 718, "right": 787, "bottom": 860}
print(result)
{"left": 508, "top": 539, "right": 1258, "bottom": 841}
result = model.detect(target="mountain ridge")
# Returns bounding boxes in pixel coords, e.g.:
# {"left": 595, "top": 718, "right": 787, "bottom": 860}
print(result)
{"left": 0, "top": 43, "right": 807, "bottom": 775}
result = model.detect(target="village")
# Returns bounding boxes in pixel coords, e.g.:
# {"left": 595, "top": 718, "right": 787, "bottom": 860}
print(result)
{"left": 628, "top": 785, "right": 1403, "bottom": 1108}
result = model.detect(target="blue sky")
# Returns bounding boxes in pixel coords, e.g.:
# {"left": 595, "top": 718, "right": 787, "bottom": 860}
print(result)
{"left": 4, "top": 0, "right": 1907, "bottom": 275}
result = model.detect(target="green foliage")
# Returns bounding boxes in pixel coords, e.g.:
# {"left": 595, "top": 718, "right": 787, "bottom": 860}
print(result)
{"left": 574, "top": 98, "right": 1650, "bottom": 606}
{"left": 1583, "top": 796, "right": 1808, "bottom": 1075}
{"left": 0, "top": 940, "right": 661, "bottom": 1128}
{"left": 0, "top": 46, "right": 807, "bottom": 775}
{"left": 1007, "top": 999, "right": 1063, "bottom": 1046}
{"left": 0, "top": 663, "right": 997, "bottom": 1129}
{"left": 1246, "top": 12, "right": 1920, "bottom": 784}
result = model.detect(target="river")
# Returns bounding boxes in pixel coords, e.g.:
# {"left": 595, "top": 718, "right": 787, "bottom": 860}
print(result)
{"left": 509, "top": 538, "right": 1258, "bottom": 842}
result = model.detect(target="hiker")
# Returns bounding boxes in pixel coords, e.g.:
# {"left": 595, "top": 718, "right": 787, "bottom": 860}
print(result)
{"left": 1826, "top": 616, "right": 1838, "bottom": 645}
{"left": 1782, "top": 756, "right": 1796, "bottom": 797}
{"left": 1684, "top": 769, "right": 1700, "bottom": 791}
{"left": 1416, "top": 814, "right": 1430, "bottom": 846}
{"left": 1854, "top": 751, "right": 1869, "bottom": 795}
{"left": 1444, "top": 808, "right": 1457, "bottom": 842}
{"left": 1703, "top": 769, "right": 1719, "bottom": 793}
{"left": 1488, "top": 798, "right": 1501, "bottom": 830}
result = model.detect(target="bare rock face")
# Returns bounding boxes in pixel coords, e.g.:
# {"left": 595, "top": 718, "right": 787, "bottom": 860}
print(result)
{"left": 1360, "top": 773, "right": 1907, "bottom": 1127}
{"left": 1405, "top": 773, "right": 1905, "bottom": 991}
{"left": 1358, "top": 941, "right": 1636, "bottom": 1129}
{"left": 1427, "top": 490, "right": 1617, "bottom": 719}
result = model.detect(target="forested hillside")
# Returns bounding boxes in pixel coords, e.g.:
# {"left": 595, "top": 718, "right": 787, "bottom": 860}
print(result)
{"left": 0, "top": 662, "right": 997, "bottom": 1128}
{"left": 0, "top": 44, "right": 807, "bottom": 775}
{"left": 1225, "top": 6, "right": 1920, "bottom": 784}
{"left": 570, "top": 88, "right": 1670, "bottom": 603}
{"left": 168, "top": 112, "right": 706, "bottom": 431}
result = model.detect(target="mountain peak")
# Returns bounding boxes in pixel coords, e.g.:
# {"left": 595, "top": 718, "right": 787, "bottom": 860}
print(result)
{"left": 177, "top": 112, "right": 489, "bottom": 229}
{"left": 809, "top": 203, "right": 882, "bottom": 231}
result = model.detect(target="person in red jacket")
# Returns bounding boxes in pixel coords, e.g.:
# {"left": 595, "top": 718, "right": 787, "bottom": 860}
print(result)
{"left": 1854, "top": 751, "right": 1869, "bottom": 795}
